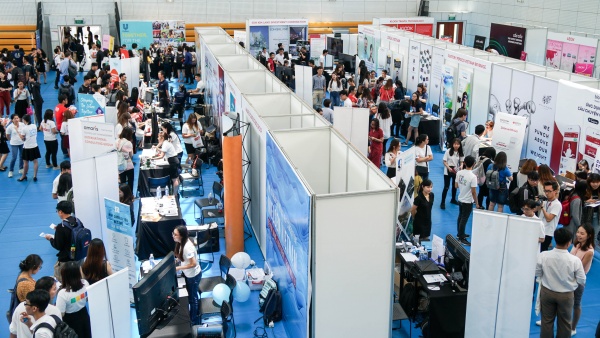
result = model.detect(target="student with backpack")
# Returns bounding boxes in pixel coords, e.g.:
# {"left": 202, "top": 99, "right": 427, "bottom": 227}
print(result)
{"left": 455, "top": 155, "right": 480, "bottom": 245}
{"left": 10, "top": 277, "right": 62, "bottom": 338}
{"left": 440, "top": 138, "right": 464, "bottom": 209}
{"left": 446, "top": 109, "right": 468, "bottom": 147}
{"left": 475, "top": 147, "right": 496, "bottom": 209}
{"left": 487, "top": 151, "right": 513, "bottom": 213}
{"left": 562, "top": 181, "right": 587, "bottom": 239}
{"left": 44, "top": 201, "right": 90, "bottom": 282}
{"left": 20, "top": 290, "right": 64, "bottom": 338}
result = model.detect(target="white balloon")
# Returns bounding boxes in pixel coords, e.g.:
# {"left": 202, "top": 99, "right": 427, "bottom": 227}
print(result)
{"left": 212, "top": 283, "right": 231, "bottom": 306}
{"left": 233, "top": 282, "right": 251, "bottom": 302}
{"left": 231, "top": 252, "right": 251, "bottom": 269}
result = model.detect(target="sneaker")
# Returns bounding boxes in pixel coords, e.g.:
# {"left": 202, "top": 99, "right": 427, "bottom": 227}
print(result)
{"left": 46, "top": 165, "right": 51, "bottom": 168}
{"left": 18, "top": 169, "right": 23, "bottom": 174}
{"left": 535, "top": 320, "right": 541, "bottom": 326}
{"left": 460, "top": 238, "right": 471, "bottom": 246}
{"left": 450, "top": 199, "right": 459, "bottom": 205}
{"left": 8, "top": 171, "right": 13, "bottom": 178}
{"left": 440, "top": 202, "right": 446, "bottom": 210}
{"left": 571, "top": 329, "right": 576, "bottom": 336}
{"left": 53, "top": 166, "right": 60, "bottom": 170}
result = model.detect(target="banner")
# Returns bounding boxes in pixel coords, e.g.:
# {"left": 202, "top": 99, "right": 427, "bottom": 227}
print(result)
{"left": 441, "top": 65, "right": 456, "bottom": 114}
{"left": 77, "top": 94, "right": 105, "bottom": 117}
{"left": 377, "top": 17, "right": 435, "bottom": 37}
{"left": 396, "top": 146, "right": 415, "bottom": 235}
{"left": 358, "top": 26, "right": 380, "bottom": 72}
{"left": 120, "top": 21, "right": 186, "bottom": 49}
{"left": 474, "top": 35, "right": 486, "bottom": 50}
{"left": 526, "top": 77, "right": 557, "bottom": 166}
{"left": 201, "top": 41, "right": 224, "bottom": 136}
{"left": 407, "top": 41, "right": 420, "bottom": 94}
{"left": 429, "top": 47, "right": 445, "bottom": 113}
{"left": 489, "top": 23, "right": 526, "bottom": 59}
{"left": 102, "top": 35, "right": 114, "bottom": 52}
{"left": 104, "top": 198, "right": 135, "bottom": 303}
{"left": 492, "top": 113, "right": 527, "bottom": 171}
{"left": 247, "top": 19, "right": 308, "bottom": 59}
{"left": 488, "top": 65, "right": 512, "bottom": 122}
{"left": 546, "top": 32, "right": 598, "bottom": 76}
{"left": 119, "top": 21, "right": 153, "bottom": 49}
{"left": 456, "top": 68, "right": 473, "bottom": 113}
{"left": 266, "top": 133, "right": 311, "bottom": 338}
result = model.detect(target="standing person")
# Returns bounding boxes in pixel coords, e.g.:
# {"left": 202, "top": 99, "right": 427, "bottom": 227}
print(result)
{"left": 564, "top": 181, "right": 586, "bottom": 238}
{"left": 162, "top": 122, "right": 183, "bottom": 164}
{"left": 377, "top": 102, "right": 392, "bottom": 159}
{"left": 173, "top": 225, "right": 201, "bottom": 325}
{"left": 170, "top": 84, "right": 188, "bottom": 124}
{"left": 440, "top": 138, "right": 464, "bottom": 209}
{"left": 517, "top": 159, "right": 538, "bottom": 187}
{"left": 56, "top": 261, "right": 92, "bottom": 338}
{"left": 514, "top": 171, "right": 541, "bottom": 215}
{"left": 455, "top": 155, "right": 480, "bottom": 245}
{"left": 536, "top": 227, "right": 586, "bottom": 338}
{"left": 18, "top": 115, "right": 40, "bottom": 182}
{"left": 450, "top": 108, "right": 469, "bottom": 140}
{"left": 81, "top": 238, "right": 113, "bottom": 285}
{"left": 569, "top": 224, "right": 595, "bottom": 336}
{"left": 184, "top": 46, "right": 194, "bottom": 84}
{"left": 152, "top": 131, "right": 180, "bottom": 193}
{"left": 14, "top": 254, "right": 43, "bottom": 303}
{"left": 327, "top": 73, "right": 343, "bottom": 107}
{"left": 53, "top": 47, "right": 63, "bottom": 89}
{"left": 487, "top": 151, "right": 513, "bottom": 213}
{"left": 411, "top": 179, "right": 434, "bottom": 241}
{"left": 28, "top": 74, "right": 43, "bottom": 125}
{"left": 34, "top": 48, "right": 48, "bottom": 84}
{"left": 119, "top": 183, "right": 135, "bottom": 227}
{"left": 9, "top": 276, "right": 62, "bottom": 338}
{"left": 157, "top": 71, "right": 170, "bottom": 111}
{"left": 116, "top": 128, "right": 134, "bottom": 192}
{"left": 181, "top": 113, "right": 203, "bottom": 164}
{"left": 403, "top": 92, "right": 424, "bottom": 146}
{"left": 59, "top": 108, "right": 75, "bottom": 158}
{"left": 320, "top": 99, "right": 334, "bottom": 124}
{"left": 520, "top": 199, "right": 547, "bottom": 245}
{"left": 477, "top": 147, "right": 496, "bottom": 210}
{"left": 340, "top": 90, "right": 353, "bottom": 107}
{"left": 13, "top": 81, "right": 30, "bottom": 119}
{"left": 6, "top": 114, "right": 24, "bottom": 178}
{"left": 40, "top": 110, "right": 58, "bottom": 169}
{"left": 54, "top": 95, "right": 69, "bottom": 157}
{"left": 378, "top": 78, "right": 395, "bottom": 103}
{"left": 0, "top": 122, "right": 8, "bottom": 171}
{"left": 540, "top": 181, "right": 562, "bottom": 252}
{"left": 384, "top": 138, "right": 400, "bottom": 179}
{"left": 21, "top": 290, "right": 59, "bottom": 337}
{"left": 368, "top": 118, "right": 384, "bottom": 168}
{"left": 44, "top": 201, "right": 82, "bottom": 281}
{"left": 462, "top": 124, "right": 486, "bottom": 159}
{"left": 0, "top": 71, "right": 13, "bottom": 117}
{"left": 312, "top": 67, "right": 326, "bottom": 109}
{"left": 414, "top": 134, "right": 433, "bottom": 181}
{"left": 584, "top": 173, "right": 600, "bottom": 245}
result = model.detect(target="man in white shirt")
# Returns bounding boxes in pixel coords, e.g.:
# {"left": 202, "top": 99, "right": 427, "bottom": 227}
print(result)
{"left": 19, "top": 289, "right": 60, "bottom": 338}
{"left": 381, "top": 69, "right": 392, "bottom": 81}
{"left": 10, "top": 277, "right": 61, "bottom": 338}
{"left": 461, "top": 124, "right": 485, "bottom": 159}
{"left": 540, "top": 181, "right": 562, "bottom": 252}
{"left": 340, "top": 90, "right": 353, "bottom": 108}
{"left": 319, "top": 49, "right": 328, "bottom": 67}
{"left": 188, "top": 74, "right": 204, "bottom": 105}
{"left": 520, "top": 199, "right": 546, "bottom": 244}
{"left": 536, "top": 227, "right": 586, "bottom": 338}
{"left": 274, "top": 48, "right": 285, "bottom": 66}
{"left": 52, "top": 161, "right": 71, "bottom": 199}
{"left": 455, "top": 155, "right": 480, "bottom": 245}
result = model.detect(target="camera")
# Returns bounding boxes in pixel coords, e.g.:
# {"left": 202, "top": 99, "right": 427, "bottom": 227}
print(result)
{"left": 534, "top": 196, "right": 548, "bottom": 207}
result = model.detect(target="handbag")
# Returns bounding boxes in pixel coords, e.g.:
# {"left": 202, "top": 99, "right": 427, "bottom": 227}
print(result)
{"left": 26, "top": 106, "right": 33, "bottom": 116}
{"left": 416, "top": 146, "right": 429, "bottom": 176}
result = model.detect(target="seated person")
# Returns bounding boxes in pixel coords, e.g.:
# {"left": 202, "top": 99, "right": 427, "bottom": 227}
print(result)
{"left": 187, "top": 73, "right": 204, "bottom": 106}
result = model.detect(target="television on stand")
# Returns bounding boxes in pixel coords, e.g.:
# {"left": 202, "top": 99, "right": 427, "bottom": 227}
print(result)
{"left": 133, "top": 252, "right": 179, "bottom": 338}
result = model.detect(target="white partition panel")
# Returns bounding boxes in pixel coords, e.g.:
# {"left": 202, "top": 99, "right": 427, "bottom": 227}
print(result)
{"left": 228, "top": 71, "right": 268, "bottom": 93}
{"left": 207, "top": 43, "right": 242, "bottom": 55}
{"left": 217, "top": 55, "right": 260, "bottom": 70}
{"left": 545, "top": 70, "right": 572, "bottom": 80}
{"left": 88, "top": 279, "right": 111, "bottom": 338}
{"left": 525, "top": 28, "right": 549, "bottom": 65}
{"left": 332, "top": 107, "right": 369, "bottom": 156}
{"left": 329, "top": 134, "right": 348, "bottom": 194}
{"left": 312, "top": 192, "right": 395, "bottom": 338}
{"left": 203, "top": 34, "right": 233, "bottom": 44}
{"left": 262, "top": 114, "right": 329, "bottom": 130}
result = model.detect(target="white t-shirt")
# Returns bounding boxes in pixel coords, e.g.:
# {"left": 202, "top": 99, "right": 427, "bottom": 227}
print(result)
{"left": 41, "top": 120, "right": 57, "bottom": 141}
{"left": 443, "top": 149, "right": 463, "bottom": 175}
{"left": 6, "top": 123, "right": 24, "bottom": 146}
{"left": 20, "top": 124, "right": 38, "bottom": 149}
{"left": 521, "top": 214, "right": 546, "bottom": 242}
{"left": 181, "top": 240, "right": 201, "bottom": 278}
{"left": 541, "top": 199, "right": 562, "bottom": 236}
{"left": 52, "top": 173, "right": 62, "bottom": 194}
{"left": 378, "top": 116, "right": 392, "bottom": 139}
{"left": 30, "top": 312, "right": 62, "bottom": 338}
{"left": 456, "top": 169, "right": 477, "bottom": 203}
{"left": 170, "top": 132, "right": 183, "bottom": 154}
{"left": 182, "top": 122, "right": 203, "bottom": 144}
{"left": 342, "top": 98, "right": 353, "bottom": 107}
{"left": 161, "top": 140, "right": 177, "bottom": 158}
{"left": 274, "top": 53, "right": 285, "bottom": 65}
{"left": 115, "top": 123, "right": 124, "bottom": 139}
{"left": 60, "top": 121, "right": 69, "bottom": 136}
{"left": 10, "top": 302, "right": 61, "bottom": 338}
{"left": 415, "top": 145, "right": 432, "bottom": 169}
{"left": 56, "top": 280, "right": 89, "bottom": 314}
{"left": 195, "top": 80, "right": 205, "bottom": 92}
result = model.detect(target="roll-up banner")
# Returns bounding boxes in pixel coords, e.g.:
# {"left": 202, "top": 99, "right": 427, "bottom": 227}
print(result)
{"left": 489, "top": 23, "right": 526, "bottom": 59}
{"left": 456, "top": 68, "right": 473, "bottom": 113}
{"left": 526, "top": 77, "right": 557, "bottom": 166}
{"left": 492, "top": 112, "right": 527, "bottom": 171}
{"left": 358, "top": 26, "right": 380, "bottom": 72}
{"left": 396, "top": 146, "right": 415, "bottom": 235}
{"left": 441, "top": 65, "right": 456, "bottom": 114}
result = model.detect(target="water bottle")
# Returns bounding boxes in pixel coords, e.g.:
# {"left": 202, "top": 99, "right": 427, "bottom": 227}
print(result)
{"left": 165, "top": 185, "right": 169, "bottom": 196}
{"left": 208, "top": 192, "right": 214, "bottom": 204}
{"left": 149, "top": 254, "right": 155, "bottom": 268}
{"left": 217, "top": 201, "right": 223, "bottom": 213}
{"left": 156, "top": 186, "right": 162, "bottom": 199}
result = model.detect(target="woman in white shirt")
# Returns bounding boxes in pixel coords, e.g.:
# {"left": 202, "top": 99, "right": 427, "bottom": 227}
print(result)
{"left": 181, "top": 114, "right": 204, "bottom": 164}
{"left": 153, "top": 131, "right": 180, "bottom": 193}
{"left": 384, "top": 138, "right": 400, "bottom": 179}
{"left": 53, "top": 47, "right": 63, "bottom": 89}
{"left": 377, "top": 102, "right": 393, "bottom": 161}
{"left": 327, "top": 73, "right": 343, "bottom": 107}
{"left": 13, "top": 81, "right": 30, "bottom": 119}
{"left": 40, "top": 109, "right": 59, "bottom": 169}
{"left": 57, "top": 261, "right": 91, "bottom": 338}
{"left": 56, "top": 173, "right": 72, "bottom": 202}
{"left": 173, "top": 225, "right": 201, "bottom": 325}
{"left": 60, "top": 108, "right": 75, "bottom": 158}
{"left": 440, "top": 138, "right": 464, "bottom": 209}
{"left": 18, "top": 115, "right": 40, "bottom": 182}
{"left": 415, "top": 134, "right": 433, "bottom": 181}
{"left": 161, "top": 122, "right": 183, "bottom": 164}
{"left": 5, "top": 114, "right": 24, "bottom": 177}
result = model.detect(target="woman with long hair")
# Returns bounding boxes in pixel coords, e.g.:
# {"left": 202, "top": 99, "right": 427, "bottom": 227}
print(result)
{"left": 358, "top": 86, "right": 373, "bottom": 108}
{"left": 115, "top": 111, "right": 131, "bottom": 140}
{"left": 39, "top": 109, "right": 58, "bottom": 169}
{"left": 128, "top": 87, "right": 140, "bottom": 108}
{"left": 119, "top": 183, "right": 135, "bottom": 227}
{"left": 441, "top": 138, "right": 464, "bottom": 209}
{"left": 415, "top": 134, "right": 433, "bottom": 181}
{"left": 13, "top": 81, "right": 30, "bottom": 119}
{"left": 161, "top": 121, "right": 183, "bottom": 164}
{"left": 328, "top": 73, "right": 343, "bottom": 107}
{"left": 569, "top": 224, "right": 595, "bottom": 335}
{"left": 6, "top": 114, "right": 24, "bottom": 177}
{"left": 153, "top": 131, "right": 180, "bottom": 193}
{"left": 34, "top": 48, "right": 48, "bottom": 84}
{"left": 182, "top": 114, "right": 204, "bottom": 164}
{"left": 403, "top": 92, "right": 424, "bottom": 146}
{"left": 487, "top": 151, "right": 513, "bottom": 213}
{"left": 15, "top": 254, "right": 42, "bottom": 302}
{"left": 57, "top": 261, "right": 92, "bottom": 338}
{"left": 578, "top": 159, "right": 590, "bottom": 174}
{"left": 18, "top": 114, "right": 41, "bottom": 182}
{"left": 116, "top": 127, "right": 134, "bottom": 192}
{"left": 0, "top": 122, "right": 9, "bottom": 171}
{"left": 411, "top": 179, "right": 434, "bottom": 241}
{"left": 384, "top": 138, "right": 400, "bottom": 178}
{"left": 584, "top": 173, "right": 600, "bottom": 241}
{"left": 566, "top": 180, "right": 588, "bottom": 238}
{"left": 56, "top": 173, "right": 73, "bottom": 202}
{"left": 537, "top": 164, "right": 556, "bottom": 184}
{"left": 379, "top": 78, "right": 395, "bottom": 102}
{"left": 81, "top": 238, "right": 113, "bottom": 285}
{"left": 172, "top": 225, "right": 201, "bottom": 325}
{"left": 368, "top": 118, "right": 384, "bottom": 168}
{"left": 60, "top": 108, "right": 75, "bottom": 158}
{"left": 377, "top": 102, "right": 392, "bottom": 160}
{"left": 517, "top": 159, "right": 538, "bottom": 187}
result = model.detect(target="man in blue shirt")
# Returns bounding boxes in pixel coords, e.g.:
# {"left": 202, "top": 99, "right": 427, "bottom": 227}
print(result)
{"left": 157, "top": 70, "right": 170, "bottom": 113}
{"left": 183, "top": 47, "right": 194, "bottom": 84}
{"left": 11, "top": 45, "right": 23, "bottom": 68}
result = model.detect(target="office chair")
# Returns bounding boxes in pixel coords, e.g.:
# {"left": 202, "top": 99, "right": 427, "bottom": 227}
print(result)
{"left": 199, "top": 254, "right": 231, "bottom": 294}
{"left": 194, "top": 182, "right": 222, "bottom": 219}
{"left": 199, "top": 274, "right": 236, "bottom": 320}
{"left": 147, "top": 176, "right": 171, "bottom": 195}
{"left": 196, "top": 228, "right": 215, "bottom": 263}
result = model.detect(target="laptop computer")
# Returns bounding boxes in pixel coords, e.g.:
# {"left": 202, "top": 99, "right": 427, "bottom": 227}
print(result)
{"left": 415, "top": 260, "right": 440, "bottom": 275}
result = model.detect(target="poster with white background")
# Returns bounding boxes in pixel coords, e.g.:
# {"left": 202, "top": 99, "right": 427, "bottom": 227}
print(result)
{"left": 456, "top": 68, "right": 473, "bottom": 113}
{"left": 407, "top": 41, "right": 421, "bottom": 94}
{"left": 492, "top": 113, "right": 527, "bottom": 171}
{"left": 526, "top": 77, "right": 557, "bottom": 166}
{"left": 489, "top": 65, "right": 512, "bottom": 122}
{"left": 396, "top": 146, "right": 415, "bottom": 235}
{"left": 419, "top": 44, "right": 433, "bottom": 93}
{"left": 509, "top": 70, "right": 535, "bottom": 158}
{"left": 429, "top": 47, "right": 445, "bottom": 113}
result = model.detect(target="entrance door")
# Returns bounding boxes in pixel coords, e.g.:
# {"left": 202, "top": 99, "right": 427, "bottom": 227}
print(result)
{"left": 436, "top": 21, "right": 464, "bottom": 45}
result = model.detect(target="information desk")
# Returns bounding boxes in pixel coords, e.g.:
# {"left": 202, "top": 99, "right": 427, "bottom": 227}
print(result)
{"left": 136, "top": 196, "right": 185, "bottom": 260}
{"left": 138, "top": 148, "right": 171, "bottom": 198}
{"left": 401, "top": 116, "right": 440, "bottom": 145}
{"left": 398, "top": 253, "right": 467, "bottom": 338}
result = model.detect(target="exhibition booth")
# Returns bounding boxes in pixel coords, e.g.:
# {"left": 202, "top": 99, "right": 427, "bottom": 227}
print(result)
{"left": 489, "top": 22, "right": 548, "bottom": 65}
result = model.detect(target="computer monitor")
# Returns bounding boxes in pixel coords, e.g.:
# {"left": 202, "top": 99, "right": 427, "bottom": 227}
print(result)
{"left": 133, "top": 252, "right": 179, "bottom": 338}
{"left": 144, "top": 90, "right": 154, "bottom": 103}
{"left": 445, "top": 234, "right": 470, "bottom": 288}
{"left": 338, "top": 53, "right": 356, "bottom": 73}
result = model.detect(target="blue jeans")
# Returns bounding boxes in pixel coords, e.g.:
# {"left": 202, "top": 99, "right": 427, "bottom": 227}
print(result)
{"left": 185, "top": 272, "right": 201, "bottom": 325}
{"left": 9, "top": 144, "right": 23, "bottom": 171}
{"left": 330, "top": 91, "right": 340, "bottom": 107}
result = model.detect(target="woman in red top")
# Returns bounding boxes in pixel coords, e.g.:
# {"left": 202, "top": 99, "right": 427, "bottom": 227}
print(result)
{"left": 368, "top": 118, "right": 384, "bottom": 168}
{"left": 379, "top": 79, "right": 395, "bottom": 102}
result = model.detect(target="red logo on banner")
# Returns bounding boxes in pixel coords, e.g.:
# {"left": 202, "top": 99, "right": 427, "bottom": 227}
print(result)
{"left": 110, "top": 69, "right": 119, "bottom": 84}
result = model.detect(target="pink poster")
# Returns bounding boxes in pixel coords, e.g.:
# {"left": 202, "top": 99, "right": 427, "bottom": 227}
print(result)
{"left": 560, "top": 42, "right": 579, "bottom": 72}
{"left": 577, "top": 45, "right": 597, "bottom": 64}
{"left": 545, "top": 39, "right": 563, "bottom": 69}
{"left": 575, "top": 63, "right": 594, "bottom": 76}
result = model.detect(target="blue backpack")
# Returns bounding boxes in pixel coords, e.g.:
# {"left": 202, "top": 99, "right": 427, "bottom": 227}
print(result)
{"left": 62, "top": 218, "right": 91, "bottom": 261}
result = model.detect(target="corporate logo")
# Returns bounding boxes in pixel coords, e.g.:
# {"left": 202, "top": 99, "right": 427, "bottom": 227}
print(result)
{"left": 542, "top": 95, "right": 552, "bottom": 105}
{"left": 122, "top": 23, "right": 129, "bottom": 31}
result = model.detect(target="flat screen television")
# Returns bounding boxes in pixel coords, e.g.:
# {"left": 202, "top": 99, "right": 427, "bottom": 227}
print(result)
{"left": 133, "top": 252, "right": 179, "bottom": 338}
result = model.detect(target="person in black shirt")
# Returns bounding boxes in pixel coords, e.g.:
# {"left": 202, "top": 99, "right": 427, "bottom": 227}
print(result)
{"left": 157, "top": 70, "right": 170, "bottom": 113}
{"left": 22, "top": 56, "right": 35, "bottom": 81}
{"left": 78, "top": 76, "right": 91, "bottom": 95}
{"left": 11, "top": 45, "right": 23, "bottom": 68}
{"left": 28, "top": 74, "right": 43, "bottom": 124}
{"left": 85, "top": 62, "right": 98, "bottom": 83}
{"left": 86, "top": 27, "right": 93, "bottom": 49}
{"left": 44, "top": 201, "right": 82, "bottom": 281}
{"left": 0, "top": 71, "right": 12, "bottom": 118}
{"left": 170, "top": 84, "right": 188, "bottom": 125}
{"left": 411, "top": 179, "right": 434, "bottom": 240}
{"left": 95, "top": 44, "right": 104, "bottom": 67}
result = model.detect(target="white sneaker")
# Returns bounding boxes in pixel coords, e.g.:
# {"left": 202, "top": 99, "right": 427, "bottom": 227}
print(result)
{"left": 18, "top": 169, "right": 23, "bottom": 174}
{"left": 46, "top": 165, "right": 51, "bottom": 168}
{"left": 571, "top": 329, "right": 576, "bottom": 336}
{"left": 535, "top": 320, "right": 541, "bottom": 326}
{"left": 8, "top": 171, "right": 13, "bottom": 178}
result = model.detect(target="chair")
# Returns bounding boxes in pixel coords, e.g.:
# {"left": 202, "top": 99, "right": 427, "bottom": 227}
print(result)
{"left": 196, "top": 227, "right": 215, "bottom": 263}
{"left": 199, "top": 274, "right": 236, "bottom": 319}
{"left": 194, "top": 182, "right": 223, "bottom": 219}
{"left": 201, "top": 205, "right": 224, "bottom": 225}
{"left": 148, "top": 176, "right": 171, "bottom": 196}
{"left": 199, "top": 255, "right": 231, "bottom": 294}
{"left": 180, "top": 160, "right": 204, "bottom": 197}
{"left": 193, "top": 300, "right": 236, "bottom": 338}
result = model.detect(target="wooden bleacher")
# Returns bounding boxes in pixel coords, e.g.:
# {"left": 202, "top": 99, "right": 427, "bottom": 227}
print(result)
{"left": 0, "top": 25, "right": 36, "bottom": 52}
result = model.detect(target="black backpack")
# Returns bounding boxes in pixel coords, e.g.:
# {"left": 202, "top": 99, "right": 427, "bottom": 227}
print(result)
{"left": 58, "top": 85, "right": 71, "bottom": 101}
{"left": 399, "top": 282, "right": 418, "bottom": 318}
{"left": 445, "top": 121, "right": 460, "bottom": 148}
{"left": 6, "top": 277, "right": 28, "bottom": 323}
{"left": 62, "top": 218, "right": 91, "bottom": 261}
{"left": 34, "top": 314, "right": 78, "bottom": 338}
{"left": 260, "top": 289, "right": 282, "bottom": 326}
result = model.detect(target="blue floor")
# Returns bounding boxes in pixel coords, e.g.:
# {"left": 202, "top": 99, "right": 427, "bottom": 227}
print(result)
{"left": 0, "top": 72, "right": 597, "bottom": 337}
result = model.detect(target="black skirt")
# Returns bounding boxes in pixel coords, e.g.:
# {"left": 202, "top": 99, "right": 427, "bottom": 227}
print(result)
{"left": 63, "top": 306, "right": 92, "bottom": 338}
{"left": 167, "top": 156, "right": 180, "bottom": 179}
{"left": 0, "top": 140, "right": 8, "bottom": 154}
{"left": 386, "top": 167, "right": 396, "bottom": 178}
{"left": 22, "top": 146, "right": 41, "bottom": 161}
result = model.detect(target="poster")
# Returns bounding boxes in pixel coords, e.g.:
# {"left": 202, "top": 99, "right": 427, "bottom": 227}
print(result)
{"left": 492, "top": 113, "right": 527, "bottom": 171}
{"left": 377, "top": 17, "right": 435, "bottom": 37}
{"left": 407, "top": 41, "right": 420, "bottom": 94}
{"left": 560, "top": 42, "right": 579, "bottom": 72}
{"left": 489, "top": 23, "right": 526, "bottom": 59}
{"left": 429, "top": 47, "right": 445, "bottom": 114}
{"left": 151, "top": 21, "right": 186, "bottom": 48}
{"left": 103, "top": 198, "right": 135, "bottom": 303}
{"left": 526, "top": 77, "right": 557, "bottom": 166}
{"left": 474, "top": 35, "right": 486, "bottom": 50}
{"left": 266, "top": 133, "right": 311, "bottom": 338}
{"left": 456, "top": 68, "right": 473, "bottom": 113}
{"left": 120, "top": 21, "right": 185, "bottom": 49}
{"left": 247, "top": 19, "right": 308, "bottom": 59}
{"left": 488, "top": 65, "right": 513, "bottom": 122}
{"left": 545, "top": 39, "right": 563, "bottom": 69}
{"left": 358, "top": 26, "right": 380, "bottom": 72}
{"left": 377, "top": 46, "right": 392, "bottom": 74}
{"left": 419, "top": 44, "right": 433, "bottom": 93}
{"left": 396, "top": 147, "right": 415, "bottom": 236}
{"left": 119, "top": 21, "right": 154, "bottom": 49}
{"left": 77, "top": 94, "right": 105, "bottom": 117}
{"left": 508, "top": 70, "right": 535, "bottom": 157}
{"left": 202, "top": 41, "right": 223, "bottom": 136}
{"left": 102, "top": 34, "right": 114, "bottom": 51}
{"left": 80, "top": 120, "right": 116, "bottom": 155}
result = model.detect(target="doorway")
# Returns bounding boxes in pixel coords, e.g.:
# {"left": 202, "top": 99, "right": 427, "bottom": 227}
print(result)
{"left": 436, "top": 21, "right": 464, "bottom": 45}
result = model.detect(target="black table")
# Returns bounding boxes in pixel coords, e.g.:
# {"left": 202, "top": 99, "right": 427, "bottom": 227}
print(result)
{"left": 135, "top": 198, "right": 186, "bottom": 260}
{"left": 401, "top": 117, "right": 440, "bottom": 145}
{"left": 138, "top": 166, "right": 171, "bottom": 198}
{"left": 148, "top": 295, "right": 192, "bottom": 338}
